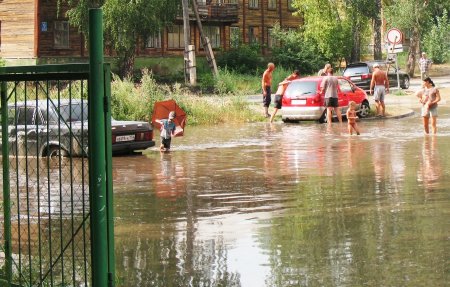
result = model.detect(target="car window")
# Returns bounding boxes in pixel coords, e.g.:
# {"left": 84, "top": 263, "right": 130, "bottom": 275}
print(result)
{"left": 338, "top": 79, "right": 353, "bottom": 93}
{"left": 17, "top": 107, "right": 36, "bottom": 125}
{"left": 388, "top": 65, "right": 397, "bottom": 74}
{"left": 284, "top": 81, "right": 317, "bottom": 98}
{"left": 58, "top": 102, "right": 88, "bottom": 122}
{"left": 343, "top": 66, "right": 369, "bottom": 76}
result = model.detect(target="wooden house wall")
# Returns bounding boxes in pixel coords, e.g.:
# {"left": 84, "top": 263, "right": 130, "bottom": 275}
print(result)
{"left": 233, "top": 0, "right": 301, "bottom": 51}
{"left": 37, "top": 0, "right": 85, "bottom": 57}
{"left": 0, "top": 0, "right": 36, "bottom": 59}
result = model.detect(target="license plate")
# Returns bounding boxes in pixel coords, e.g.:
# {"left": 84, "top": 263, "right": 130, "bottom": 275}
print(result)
{"left": 350, "top": 76, "right": 361, "bottom": 81}
{"left": 291, "top": 99, "right": 306, "bottom": 105}
{"left": 116, "top": 134, "right": 135, "bottom": 142}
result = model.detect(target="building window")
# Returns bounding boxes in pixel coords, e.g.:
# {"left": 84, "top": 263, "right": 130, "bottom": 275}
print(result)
{"left": 287, "top": 0, "right": 295, "bottom": 11}
{"left": 54, "top": 21, "right": 69, "bottom": 48}
{"left": 146, "top": 32, "right": 162, "bottom": 48}
{"left": 248, "top": 26, "right": 259, "bottom": 44}
{"left": 230, "top": 26, "right": 240, "bottom": 48}
{"left": 267, "top": 28, "right": 279, "bottom": 49}
{"left": 249, "top": 0, "right": 259, "bottom": 9}
{"left": 268, "top": 0, "right": 277, "bottom": 10}
{"left": 167, "top": 25, "right": 185, "bottom": 49}
{"left": 203, "top": 26, "right": 220, "bottom": 48}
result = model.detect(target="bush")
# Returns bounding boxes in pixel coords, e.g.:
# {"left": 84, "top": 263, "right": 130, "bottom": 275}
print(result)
{"left": 216, "top": 44, "right": 264, "bottom": 74}
{"left": 422, "top": 10, "right": 450, "bottom": 64}
{"left": 270, "top": 25, "right": 328, "bottom": 75}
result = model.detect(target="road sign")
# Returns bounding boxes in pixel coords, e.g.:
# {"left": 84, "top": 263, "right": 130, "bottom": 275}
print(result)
{"left": 387, "top": 28, "right": 402, "bottom": 44}
{"left": 387, "top": 43, "right": 403, "bottom": 53}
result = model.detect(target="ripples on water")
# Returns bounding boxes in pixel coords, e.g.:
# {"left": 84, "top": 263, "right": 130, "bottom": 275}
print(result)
{"left": 114, "top": 108, "right": 450, "bottom": 286}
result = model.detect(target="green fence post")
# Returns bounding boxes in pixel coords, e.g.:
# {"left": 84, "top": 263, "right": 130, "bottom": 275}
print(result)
{"left": 1, "top": 81, "right": 12, "bottom": 286}
{"left": 104, "top": 64, "right": 116, "bottom": 287}
{"left": 88, "top": 8, "right": 108, "bottom": 287}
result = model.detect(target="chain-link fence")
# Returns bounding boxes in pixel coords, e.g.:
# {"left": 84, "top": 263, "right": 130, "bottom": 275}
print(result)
{"left": 0, "top": 64, "right": 114, "bottom": 286}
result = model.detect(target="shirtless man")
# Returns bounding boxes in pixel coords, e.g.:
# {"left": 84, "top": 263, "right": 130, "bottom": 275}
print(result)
{"left": 369, "top": 63, "right": 389, "bottom": 117}
{"left": 261, "top": 63, "right": 275, "bottom": 118}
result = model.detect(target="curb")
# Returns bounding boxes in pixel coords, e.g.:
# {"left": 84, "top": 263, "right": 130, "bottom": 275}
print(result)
{"left": 361, "top": 109, "right": 415, "bottom": 121}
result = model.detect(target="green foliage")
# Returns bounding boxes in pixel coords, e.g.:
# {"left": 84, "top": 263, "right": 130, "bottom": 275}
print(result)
{"left": 293, "top": 0, "right": 354, "bottom": 63}
{"left": 216, "top": 44, "right": 264, "bottom": 74}
{"left": 422, "top": 10, "right": 450, "bottom": 64}
{"left": 0, "top": 58, "right": 6, "bottom": 67}
{"left": 110, "top": 69, "right": 261, "bottom": 125}
{"left": 269, "top": 25, "right": 327, "bottom": 74}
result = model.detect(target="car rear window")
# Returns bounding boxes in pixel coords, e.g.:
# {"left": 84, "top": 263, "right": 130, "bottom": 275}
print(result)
{"left": 284, "top": 81, "right": 317, "bottom": 98}
{"left": 344, "top": 65, "right": 369, "bottom": 76}
{"left": 58, "top": 103, "right": 88, "bottom": 122}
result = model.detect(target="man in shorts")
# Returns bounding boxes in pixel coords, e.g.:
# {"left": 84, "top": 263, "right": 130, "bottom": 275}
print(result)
{"left": 320, "top": 73, "right": 342, "bottom": 124}
{"left": 369, "top": 63, "right": 389, "bottom": 117}
{"left": 270, "top": 70, "right": 300, "bottom": 122}
{"left": 261, "top": 62, "right": 275, "bottom": 118}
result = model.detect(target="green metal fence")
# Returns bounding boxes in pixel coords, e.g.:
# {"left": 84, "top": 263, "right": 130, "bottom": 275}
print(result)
{"left": 0, "top": 9, "right": 114, "bottom": 287}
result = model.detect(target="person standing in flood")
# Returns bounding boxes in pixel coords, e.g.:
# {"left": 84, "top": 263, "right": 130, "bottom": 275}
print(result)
{"left": 418, "top": 77, "right": 441, "bottom": 134}
{"left": 156, "top": 111, "right": 176, "bottom": 152}
{"left": 369, "top": 63, "right": 389, "bottom": 117}
{"left": 270, "top": 70, "right": 301, "bottom": 122}
{"left": 419, "top": 52, "right": 433, "bottom": 80}
{"left": 261, "top": 62, "right": 275, "bottom": 118}
{"left": 320, "top": 72, "right": 342, "bottom": 124}
{"left": 318, "top": 63, "right": 332, "bottom": 76}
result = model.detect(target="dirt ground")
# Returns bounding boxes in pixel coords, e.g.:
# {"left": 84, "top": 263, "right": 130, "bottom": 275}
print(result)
{"left": 424, "top": 63, "right": 450, "bottom": 78}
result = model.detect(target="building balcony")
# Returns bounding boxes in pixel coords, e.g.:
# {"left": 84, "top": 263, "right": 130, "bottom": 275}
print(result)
{"left": 177, "top": 1, "right": 239, "bottom": 24}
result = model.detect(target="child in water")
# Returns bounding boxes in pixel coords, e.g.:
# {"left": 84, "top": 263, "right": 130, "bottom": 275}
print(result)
{"left": 156, "top": 111, "right": 176, "bottom": 152}
{"left": 346, "top": 101, "right": 360, "bottom": 135}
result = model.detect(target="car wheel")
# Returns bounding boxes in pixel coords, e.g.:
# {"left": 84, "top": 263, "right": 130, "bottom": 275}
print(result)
{"left": 401, "top": 76, "right": 410, "bottom": 89}
{"left": 44, "top": 145, "right": 67, "bottom": 158}
{"left": 357, "top": 101, "right": 371, "bottom": 118}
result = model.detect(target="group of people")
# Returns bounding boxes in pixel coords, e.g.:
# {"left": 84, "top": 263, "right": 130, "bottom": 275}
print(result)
{"left": 260, "top": 55, "right": 441, "bottom": 136}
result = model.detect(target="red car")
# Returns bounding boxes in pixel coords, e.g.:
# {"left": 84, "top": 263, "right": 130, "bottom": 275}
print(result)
{"left": 281, "top": 76, "right": 370, "bottom": 123}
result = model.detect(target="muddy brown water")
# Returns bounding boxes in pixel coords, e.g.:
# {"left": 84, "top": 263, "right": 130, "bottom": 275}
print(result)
{"left": 112, "top": 107, "right": 450, "bottom": 286}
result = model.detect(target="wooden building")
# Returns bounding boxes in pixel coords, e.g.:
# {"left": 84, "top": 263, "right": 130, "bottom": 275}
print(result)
{"left": 0, "top": 0, "right": 302, "bottom": 64}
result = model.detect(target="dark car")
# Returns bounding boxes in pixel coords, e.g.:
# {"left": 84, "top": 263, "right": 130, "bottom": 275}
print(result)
{"left": 343, "top": 61, "right": 410, "bottom": 91}
{"left": 281, "top": 76, "right": 370, "bottom": 123}
{"left": 1, "top": 99, "right": 155, "bottom": 157}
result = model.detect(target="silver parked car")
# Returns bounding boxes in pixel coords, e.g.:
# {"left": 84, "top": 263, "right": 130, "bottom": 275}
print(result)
{"left": 1, "top": 99, "right": 155, "bottom": 157}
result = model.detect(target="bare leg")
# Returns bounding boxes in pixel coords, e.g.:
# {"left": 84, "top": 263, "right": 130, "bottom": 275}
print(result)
{"left": 423, "top": 116, "right": 430, "bottom": 134}
{"left": 348, "top": 124, "right": 353, "bottom": 135}
{"left": 380, "top": 101, "right": 386, "bottom": 116}
{"left": 270, "top": 108, "right": 278, "bottom": 122}
{"left": 430, "top": 116, "right": 437, "bottom": 134}
{"left": 352, "top": 123, "right": 360, "bottom": 135}
{"left": 327, "top": 107, "right": 333, "bottom": 124}
{"left": 375, "top": 100, "right": 380, "bottom": 116}
{"left": 264, "top": 106, "right": 270, "bottom": 117}
{"left": 335, "top": 107, "right": 342, "bottom": 123}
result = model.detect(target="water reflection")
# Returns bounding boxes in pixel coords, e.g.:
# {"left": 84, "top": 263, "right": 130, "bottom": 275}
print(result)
{"left": 113, "top": 109, "right": 449, "bottom": 286}
{"left": 417, "top": 136, "right": 441, "bottom": 191}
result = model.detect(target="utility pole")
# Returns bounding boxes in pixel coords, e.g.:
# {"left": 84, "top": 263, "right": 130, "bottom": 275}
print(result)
{"left": 181, "top": 0, "right": 196, "bottom": 84}
{"left": 190, "top": 0, "right": 218, "bottom": 76}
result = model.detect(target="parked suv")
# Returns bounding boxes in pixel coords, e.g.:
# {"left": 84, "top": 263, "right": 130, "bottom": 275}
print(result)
{"left": 343, "top": 61, "right": 410, "bottom": 91}
{"left": 1, "top": 99, "right": 155, "bottom": 157}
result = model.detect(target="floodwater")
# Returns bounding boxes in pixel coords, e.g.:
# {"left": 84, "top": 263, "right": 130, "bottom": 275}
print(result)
{"left": 114, "top": 108, "right": 450, "bottom": 287}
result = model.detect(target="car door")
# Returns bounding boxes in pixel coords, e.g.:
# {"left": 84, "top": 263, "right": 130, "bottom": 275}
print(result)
{"left": 337, "top": 78, "right": 352, "bottom": 112}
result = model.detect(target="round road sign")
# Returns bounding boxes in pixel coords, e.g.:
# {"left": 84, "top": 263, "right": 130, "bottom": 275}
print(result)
{"left": 387, "top": 28, "right": 402, "bottom": 44}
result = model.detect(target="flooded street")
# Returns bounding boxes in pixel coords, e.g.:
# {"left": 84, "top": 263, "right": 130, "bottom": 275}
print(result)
{"left": 114, "top": 108, "right": 450, "bottom": 286}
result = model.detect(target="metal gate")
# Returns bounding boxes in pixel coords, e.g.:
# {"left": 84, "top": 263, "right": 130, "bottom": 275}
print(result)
{"left": 0, "top": 10, "right": 114, "bottom": 287}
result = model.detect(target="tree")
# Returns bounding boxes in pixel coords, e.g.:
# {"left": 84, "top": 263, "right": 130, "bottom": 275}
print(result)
{"left": 372, "top": 0, "right": 383, "bottom": 60}
{"left": 422, "top": 10, "right": 450, "bottom": 64}
{"left": 293, "top": 0, "right": 352, "bottom": 64}
{"left": 61, "top": 0, "right": 180, "bottom": 78}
